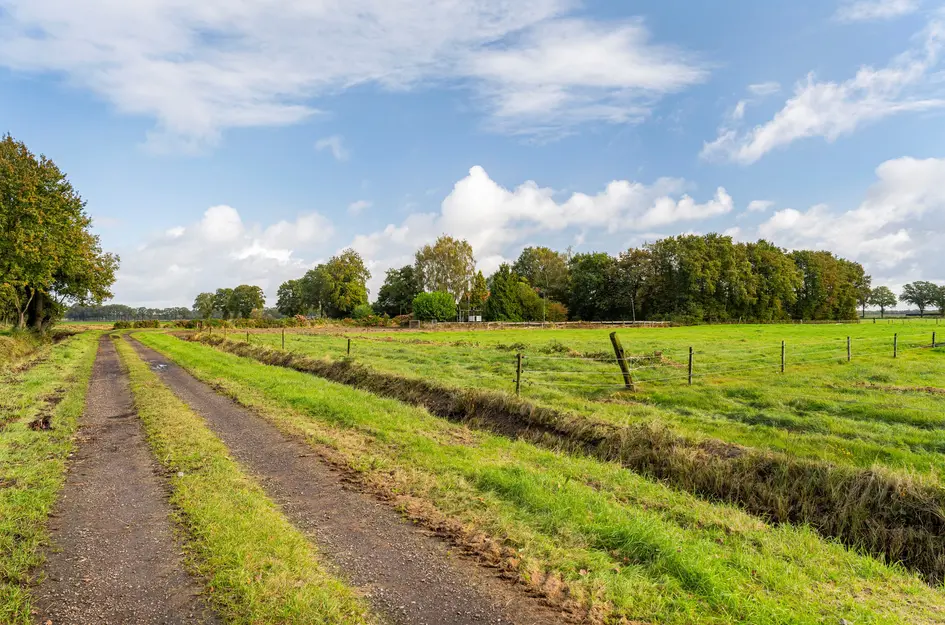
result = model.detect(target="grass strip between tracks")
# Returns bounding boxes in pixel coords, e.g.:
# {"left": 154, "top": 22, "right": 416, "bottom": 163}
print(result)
{"left": 115, "top": 337, "right": 374, "bottom": 625}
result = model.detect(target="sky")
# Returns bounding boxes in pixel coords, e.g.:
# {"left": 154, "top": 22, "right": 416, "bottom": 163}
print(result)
{"left": 1, "top": 0, "right": 944, "bottom": 308}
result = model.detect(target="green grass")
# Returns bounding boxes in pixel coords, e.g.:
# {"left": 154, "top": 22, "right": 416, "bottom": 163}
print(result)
{"left": 0, "top": 332, "right": 98, "bottom": 624}
{"left": 114, "top": 337, "right": 374, "bottom": 625}
{"left": 241, "top": 321, "right": 945, "bottom": 481}
{"left": 138, "top": 331, "right": 945, "bottom": 625}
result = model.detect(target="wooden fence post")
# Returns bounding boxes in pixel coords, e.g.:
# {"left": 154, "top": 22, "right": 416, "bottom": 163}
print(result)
{"left": 933, "top": 331, "right": 937, "bottom": 348}
{"left": 688, "top": 347, "right": 693, "bottom": 386}
{"left": 246, "top": 331, "right": 249, "bottom": 343}
{"left": 847, "top": 336, "right": 851, "bottom": 362}
{"left": 894, "top": 333, "right": 898, "bottom": 358}
{"left": 515, "top": 353, "right": 523, "bottom": 396}
{"left": 282, "top": 327, "right": 285, "bottom": 350}
{"left": 347, "top": 338, "right": 352, "bottom": 356}
{"left": 781, "top": 341, "right": 785, "bottom": 374}
{"left": 609, "top": 332, "right": 634, "bottom": 390}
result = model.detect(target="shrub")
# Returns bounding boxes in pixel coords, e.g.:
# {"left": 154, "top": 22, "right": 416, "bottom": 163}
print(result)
{"left": 352, "top": 304, "right": 374, "bottom": 320}
{"left": 391, "top": 314, "right": 412, "bottom": 327}
{"left": 412, "top": 292, "right": 456, "bottom": 322}
{"left": 132, "top": 319, "right": 161, "bottom": 328}
{"left": 113, "top": 320, "right": 132, "bottom": 329}
{"left": 546, "top": 301, "right": 568, "bottom": 322}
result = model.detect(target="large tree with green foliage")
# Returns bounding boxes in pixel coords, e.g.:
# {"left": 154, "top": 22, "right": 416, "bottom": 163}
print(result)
{"left": 512, "top": 246, "right": 570, "bottom": 304}
{"left": 567, "top": 253, "right": 618, "bottom": 321}
{"left": 414, "top": 236, "right": 476, "bottom": 304}
{"left": 229, "top": 285, "right": 266, "bottom": 318}
{"left": 192, "top": 292, "right": 215, "bottom": 319}
{"left": 412, "top": 291, "right": 456, "bottom": 321}
{"left": 0, "top": 135, "right": 119, "bottom": 330}
{"left": 374, "top": 266, "right": 420, "bottom": 317}
{"left": 484, "top": 264, "right": 523, "bottom": 321}
{"left": 276, "top": 279, "right": 307, "bottom": 317}
{"left": 302, "top": 249, "right": 371, "bottom": 318}
{"left": 936, "top": 285, "right": 945, "bottom": 317}
{"left": 868, "top": 286, "right": 897, "bottom": 318}
{"left": 213, "top": 288, "right": 235, "bottom": 319}
{"left": 899, "top": 281, "right": 939, "bottom": 317}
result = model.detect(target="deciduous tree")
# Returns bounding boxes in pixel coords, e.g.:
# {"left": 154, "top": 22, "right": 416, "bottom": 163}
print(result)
{"left": 900, "top": 281, "right": 939, "bottom": 317}
{"left": 0, "top": 135, "right": 119, "bottom": 330}
{"left": 374, "top": 266, "right": 420, "bottom": 317}
{"left": 414, "top": 236, "right": 476, "bottom": 304}
{"left": 868, "top": 286, "right": 897, "bottom": 318}
{"left": 192, "top": 292, "right": 215, "bottom": 319}
{"left": 276, "top": 279, "right": 307, "bottom": 317}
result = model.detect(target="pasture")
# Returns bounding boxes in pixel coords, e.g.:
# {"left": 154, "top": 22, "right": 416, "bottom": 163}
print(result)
{"left": 4, "top": 321, "right": 945, "bottom": 624}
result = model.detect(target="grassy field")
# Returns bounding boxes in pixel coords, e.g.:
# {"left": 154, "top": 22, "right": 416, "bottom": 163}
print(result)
{"left": 0, "top": 332, "right": 98, "bottom": 623}
{"left": 137, "top": 331, "right": 945, "bottom": 624}
{"left": 239, "top": 320, "right": 945, "bottom": 480}
{"left": 115, "top": 337, "right": 374, "bottom": 624}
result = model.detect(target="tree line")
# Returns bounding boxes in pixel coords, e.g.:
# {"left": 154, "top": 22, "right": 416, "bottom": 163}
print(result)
{"left": 263, "top": 233, "right": 943, "bottom": 323}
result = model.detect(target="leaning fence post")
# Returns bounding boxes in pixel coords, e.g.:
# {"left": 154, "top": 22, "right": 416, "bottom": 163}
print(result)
{"left": 894, "top": 333, "right": 898, "bottom": 358}
{"left": 781, "top": 341, "right": 785, "bottom": 373}
{"left": 515, "top": 353, "right": 523, "bottom": 396}
{"left": 688, "top": 347, "right": 693, "bottom": 386}
{"left": 609, "top": 331, "right": 634, "bottom": 390}
{"left": 847, "top": 336, "right": 851, "bottom": 362}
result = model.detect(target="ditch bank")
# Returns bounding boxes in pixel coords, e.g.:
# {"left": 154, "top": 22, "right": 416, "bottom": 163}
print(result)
{"left": 190, "top": 333, "right": 945, "bottom": 585}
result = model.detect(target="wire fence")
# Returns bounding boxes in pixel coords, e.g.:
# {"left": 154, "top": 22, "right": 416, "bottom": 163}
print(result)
{"left": 221, "top": 325, "right": 944, "bottom": 397}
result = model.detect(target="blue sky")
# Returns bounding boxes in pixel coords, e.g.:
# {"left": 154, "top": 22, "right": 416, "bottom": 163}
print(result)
{"left": 1, "top": 0, "right": 944, "bottom": 307}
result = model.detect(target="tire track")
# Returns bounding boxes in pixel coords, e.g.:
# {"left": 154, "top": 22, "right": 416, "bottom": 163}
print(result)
{"left": 129, "top": 337, "right": 567, "bottom": 625}
{"left": 32, "top": 336, "right": 217, "bottom": 624}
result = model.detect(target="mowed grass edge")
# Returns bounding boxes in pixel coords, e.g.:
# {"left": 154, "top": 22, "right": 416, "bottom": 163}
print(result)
{"left": 0, "top": 332, "right": 98, "bottom": 624}
{"left": 113, "top": 337, "right": 374, "bottom": 625}
{"left": 138, "top": 331, "right": 945, "bottom": 625}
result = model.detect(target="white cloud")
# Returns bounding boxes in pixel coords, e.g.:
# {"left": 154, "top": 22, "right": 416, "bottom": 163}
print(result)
{"left": 113, "top": 206, "right": 333, "bottom": 307}
{"left": 836, "top": 0, "right": 920, "bottom": 22}
{"left": 467, "top": 18, "right": 708, "bottom": 135}
{"left": 347, "top": 200, "right": 373, "bottom": 215}
{"left": 0, "top": 1, "right": 706, "bottom": 147}
{"left": 747, "top": 81, "right": 781, "bottom": 97}
{"left": 316, "top": 135, "right": 350, "bottom": 162}
{"left": 756, "top": 157, "right": 945, "bottom": 284}
{"left": 747, "top": 200, "right": 775, "bottom": 212}
{"left": 702, "top": 21, "right": 945, "bottom": 164}
{"left": 349, "top": 165, "right": 731, "bottom": 295}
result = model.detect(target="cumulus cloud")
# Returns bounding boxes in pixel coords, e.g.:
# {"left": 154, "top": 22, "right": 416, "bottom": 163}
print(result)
{"left": 756, "top": 156, "right": 945, "bottom": 285}
{"left": 350, "top": 165, "right": 731, "bottom": 294}
{"left": 836, "top": 0, "right": 920, "bottom": 22}
{"left": 0, "top": 1, "right": 706, "bottom": 147}
{"left": 113, "top": 206, "right": 333, "bottom": 307}
{"left": 702, "top": 20, "right": 945, "bottom": 164}
{"left": 316, "top": 136, "right": 350, "bottom": 162}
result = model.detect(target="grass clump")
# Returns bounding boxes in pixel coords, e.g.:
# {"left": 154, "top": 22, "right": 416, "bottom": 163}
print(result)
{"left": 114, "top": 338, "right": 373, "bottom": 625}
{"left": 139, "top": 331, "right": 945, "bottom": 625}
{"left": 192, "top": 333, "right": 945, "bottom": 584}
{"left": 0, "top": 333, "right": 98, "bottom": 624}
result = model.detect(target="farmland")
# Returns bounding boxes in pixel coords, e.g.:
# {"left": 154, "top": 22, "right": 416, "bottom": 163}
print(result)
{"left": 1, "top": 321, "right": 944, "bottom": 623}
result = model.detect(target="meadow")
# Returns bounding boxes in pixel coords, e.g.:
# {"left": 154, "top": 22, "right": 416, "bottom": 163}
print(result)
{"left": 243, "top": 319, "right": 945, "bottom": 479}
